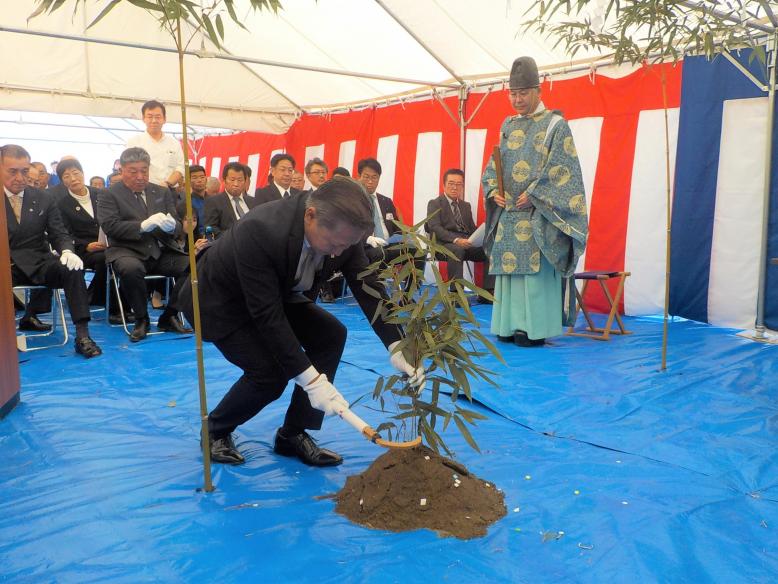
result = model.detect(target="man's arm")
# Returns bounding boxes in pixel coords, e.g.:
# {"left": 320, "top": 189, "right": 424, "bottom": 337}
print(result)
{"left": 166, "top": 136, "right": 185, "bottom": 187}
{"left": 203, "top": 195, "right": 224, "bottom": 237}
{"left": 44, "top": 195, "right": 75, "bottom": 254}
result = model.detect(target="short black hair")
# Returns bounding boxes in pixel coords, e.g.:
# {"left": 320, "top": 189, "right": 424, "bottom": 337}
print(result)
{"left": 270, "top": 153, "right": 295, "bottom": 169}
{"left": 222, "top": 161, "right": 248, "bottom": 180}
{"left": 242, "top": 163, "right": 252, "bottom": 178}
{"left": 188, "top": 164, "right": 206, "bottom": 175}
{"left": 442, "top": 168, "right": 465, "bottom": 184}
{"left": 331, "top": 166, "right": 350, "bottom": 178}
{"left": 0, "top": 144, "right": 31, "bottom": 162}
{"left": 305, "top": 157, "right": 328, "bottom": 175}
{"left": 141, "top": 100, "right": 166, "bottom": 117}
{"left": 357, "top": 158, "right": 381, "bottom": 176}
{"left": 56, "top": 158, "right": 84, "bottom": 179}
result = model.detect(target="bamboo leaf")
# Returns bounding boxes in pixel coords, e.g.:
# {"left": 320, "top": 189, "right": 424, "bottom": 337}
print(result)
{"left": 454, "top": 415, "right": 481, "bottom": 453}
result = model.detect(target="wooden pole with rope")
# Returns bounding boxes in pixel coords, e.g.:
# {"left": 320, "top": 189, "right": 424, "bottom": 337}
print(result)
{"left": 660, "top": 66, "right": 672, "bottom": 372}
{"left": 176, "top": 16, "right": 213, "bottom": 492}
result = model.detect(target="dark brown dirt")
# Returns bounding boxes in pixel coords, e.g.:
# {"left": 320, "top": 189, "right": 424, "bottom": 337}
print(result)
{"left": 333, "top": 445, "right": 506, "bottom": 539}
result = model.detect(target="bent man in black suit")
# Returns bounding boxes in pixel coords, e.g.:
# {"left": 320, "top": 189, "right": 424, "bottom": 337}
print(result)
{"left": 254, "top": 153, "right": 304, "bottom": 205}
{"left": 2, "top": 144, "right": 101, "bottom": 358}
{"left": 97, "top": 147, "right": 192, "bottom": 342}
{"left": 426, "top": 168, "right": 495, "bottom": 293}
{"left": 179, "top": 179, "right": 424, "bottom": 467}
{"left": 202, "top": 161, "right": 260, "bottom": 238}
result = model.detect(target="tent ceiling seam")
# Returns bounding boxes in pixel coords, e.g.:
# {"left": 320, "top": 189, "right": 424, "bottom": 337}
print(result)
{"left": 373, "top": 0, "right": 465, "bottom": 86}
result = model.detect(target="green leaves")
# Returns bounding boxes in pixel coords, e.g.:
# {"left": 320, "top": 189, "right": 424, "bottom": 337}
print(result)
{"left": 30, "top": 0, "right": 282, "bottom": 50}
{"left": 365, "top": 216, "right": 504, "bottom": 456}
{"left": 522, "top": 0, "right": 770, "bottom": 68}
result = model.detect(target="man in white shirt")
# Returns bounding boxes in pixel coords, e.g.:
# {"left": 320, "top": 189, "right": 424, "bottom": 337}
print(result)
{"left": 126, "top": 100, "right": 185, "bottom": 190}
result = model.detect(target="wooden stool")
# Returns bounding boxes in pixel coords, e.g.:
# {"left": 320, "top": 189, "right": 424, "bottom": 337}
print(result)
{"left": 566, "top": 271, "right": 631, "bottom": 341}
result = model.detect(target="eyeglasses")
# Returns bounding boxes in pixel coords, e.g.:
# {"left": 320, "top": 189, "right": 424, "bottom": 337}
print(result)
{"left": 308, "top": 170, "right": 327, "bottom": 175}
{"left": 445, "top": 182, "right": 464, "bottom": 188}
{"left": 144, "top": 114, "right": 164, "bottom": 121}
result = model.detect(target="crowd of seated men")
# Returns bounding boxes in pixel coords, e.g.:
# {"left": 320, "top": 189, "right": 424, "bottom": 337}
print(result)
{"left": 4, "top": 138, "right": 492, "bottom": 359}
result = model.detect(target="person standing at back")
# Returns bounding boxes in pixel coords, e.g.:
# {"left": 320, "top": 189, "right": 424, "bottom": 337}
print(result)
{"left": 126, "top": 100, "right": 185, "bottom": 192}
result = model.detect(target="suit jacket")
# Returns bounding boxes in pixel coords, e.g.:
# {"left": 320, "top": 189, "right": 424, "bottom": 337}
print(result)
{"left": 57, "top": 187, "right": 110, "bottom": 257}
{"left": 202, "top": 192, "right": 261, "bottom": 238}
{"left": 363, "top": 193, "right": 401, "bottom": 249}
{"left": 45, "top": 183, "right": 69, "bottom": 201}
{"left": 5, "top": 187, "right": 75, "bottom": 281}
{"left": 254, "top": 182, "right": 305, "bottom": 206}
{"left": 179, "top": 192, "right": 402, "bottom": 377}
{"left": 426, "top": 195, "right": 477, "bottom": 243}
{"left": 97, "top": 181, "right": 184, "bottom": 263}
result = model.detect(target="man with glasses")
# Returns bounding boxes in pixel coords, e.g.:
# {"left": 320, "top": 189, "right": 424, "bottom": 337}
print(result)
{"left": 203, "top": 162, "right": 259, "bottom": 238}
{"left": 126, "top": 100, "right": 185, "bottom": 191}
{"left": 482, "top": 56, "right": 588, "bottom": 347}
{"left": 254, "top": 153, "right": 303, "bottom": 205}
{"left": 304, "top": 157, "right": 328, "bottom": 193}
{"left": 426, "top": 168, "right": 494, "bottom": 298}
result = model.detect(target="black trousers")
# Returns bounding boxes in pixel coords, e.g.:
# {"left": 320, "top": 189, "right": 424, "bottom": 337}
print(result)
{"left": 436, "top": 243, "right": 495, "bottom": 289}
{"left": 208, "top": 302, "right": 347, "bottom": 438}
{"left": 111, "top": 251, "right": 189, "bottom": 320}
{"left": 11, "top": 260, "right": 91, "bottom": 324}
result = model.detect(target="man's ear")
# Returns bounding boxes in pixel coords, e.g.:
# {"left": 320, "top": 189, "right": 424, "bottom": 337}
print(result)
{"left": 304, "top": 206, "right": 316, "bottom": 222}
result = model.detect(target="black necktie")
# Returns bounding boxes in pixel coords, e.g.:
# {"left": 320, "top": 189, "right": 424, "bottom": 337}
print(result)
{"left": 233, "top": 197, "right": 245, "bottom": 218}
{"left": 452, "top": 200, "right": 465, "bottom": 232}
{"left": 134, "top": 191, "right": 147, "bottom": 214}
{"left": 283, "top": 191, "right": 290, "bottom": 199}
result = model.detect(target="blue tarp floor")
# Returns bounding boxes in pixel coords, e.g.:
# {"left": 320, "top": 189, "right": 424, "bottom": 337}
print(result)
{"left": 1, "top": 298, "right": 777, "bottom": 583}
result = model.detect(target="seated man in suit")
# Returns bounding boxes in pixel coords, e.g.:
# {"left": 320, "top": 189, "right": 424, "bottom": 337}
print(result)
{"left": 179, "top": 179, "right": 424, "bottom": 467}
{"left": 202, "top": 162, "right": 259, "bottom": 238}
{"left": 2, "top": 144, "right": 102, "bottom": 358}
{"left": 56, "top": 157, "right": 131, "bottom": 325}
{"left": 254, "top": 153, "right": 304, "bottom": 205}
{"left": 97, "top": 147, "right": 192, "bottom": 342}
{"left": 427, "top": 168, "right": 494, "bottom": 296}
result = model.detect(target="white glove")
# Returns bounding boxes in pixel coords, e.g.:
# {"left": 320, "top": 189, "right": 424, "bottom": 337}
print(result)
{"left": 294, "top": 366, "right": 349, "bottom": 416}
{"left": 388, "top": 340, "right": 426, "bottom": 394}
{"left": 366, "top": 235, "right": 387, "bottom": 248}
{"left": 159, "top": 213, "right": 177, "bottom": 233}
{"left": 59, "top": 250, "right": 83, "bottom": 271}
{"left": 140, "top": 212, "right": 168, "bottom": 233}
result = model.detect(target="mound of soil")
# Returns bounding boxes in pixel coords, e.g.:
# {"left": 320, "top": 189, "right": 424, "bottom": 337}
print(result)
{"left": 334, "top": 445, "right": 506, "bottom": 539}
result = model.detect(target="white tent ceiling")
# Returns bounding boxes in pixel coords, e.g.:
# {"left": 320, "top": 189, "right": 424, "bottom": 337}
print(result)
{"left": 0, "top": 0, "right": 608, "bottom": 133}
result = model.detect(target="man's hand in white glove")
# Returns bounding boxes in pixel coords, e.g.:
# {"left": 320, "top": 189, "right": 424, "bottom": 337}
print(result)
{"left": 140, "top": 212, "right": 168, "bottom": 233}
{"left": 388, "top": 341, "right": 426, "bottom": 394}
{"left": 59, "top": 250, "right": 83, "bottom": 271}
{"left": 295, "top": 366, "right": 349, "bottom": 415}
{"left": 159, "top": 213, "right": 177, "bottom": 233}
{"left": 366, "top": 235, "right": 387, "bottom": 248}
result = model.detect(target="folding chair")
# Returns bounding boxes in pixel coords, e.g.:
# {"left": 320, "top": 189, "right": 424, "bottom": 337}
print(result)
{"left": 14, "top": 285, "right": 69, "bottom": 351}
{"left": 105, "top": 264, "right": 174, "bottom": 337}
{"left": 566, "top": 271, "right": 632, "bottom": 341}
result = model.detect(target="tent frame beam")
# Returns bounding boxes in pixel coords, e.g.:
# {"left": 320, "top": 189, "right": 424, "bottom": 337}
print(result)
{"left": 0, "top": 25, "right": 460, "bottom": 92}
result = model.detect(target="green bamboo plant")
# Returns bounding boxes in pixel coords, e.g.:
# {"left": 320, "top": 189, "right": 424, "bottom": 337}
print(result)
{"left": 30, "top": 0, "right": 282, "bottom": 491}
{"left": 358, "top": 216, "right": 505, "bottom": 456}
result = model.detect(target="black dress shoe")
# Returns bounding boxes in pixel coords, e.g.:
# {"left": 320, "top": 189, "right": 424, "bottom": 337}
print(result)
{"left": 208, "top": 434, "right": 245, "bottom": 465}
{"left": 157, "top": 314, "right": 193, "bottom": 334}
{"left": 497, "top": 335, "right": 514, "bottom": 343}
{"left": 74, "top": 336, "right": 102, "bottom": 358}
{"left": 109, "top": 312, "right": 136, "bottom": 325}
{"left": 273, "top": 428, "right": 343, "bottom": 467}
{"left": 130, "top": 318, "right": 149, "bottom": 343}
{"left": 320, "top": 292, "right": 335, "bottom": 304}
{"left": 18, "top": 315, "right": 52, "bottom": 332}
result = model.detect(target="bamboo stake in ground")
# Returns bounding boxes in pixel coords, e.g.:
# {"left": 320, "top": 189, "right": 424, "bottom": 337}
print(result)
{"left": 661, "top": 67, "right": 672, "bottom": 372}
{"left": 176, "top": 16, "right": 213, "bottom": 492}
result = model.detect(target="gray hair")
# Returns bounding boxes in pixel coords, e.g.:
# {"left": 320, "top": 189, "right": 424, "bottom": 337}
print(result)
{"left": 120, "top": 147, "right": 151, "bottom": 166}
{"left": 305, "top": 157, "right": 329, "bottom": 176}
{"left": 0, "top": 144, "right": 31, "bottom": 162}
{"left": 306, "top": 178, "right": 373, "bottom": 233}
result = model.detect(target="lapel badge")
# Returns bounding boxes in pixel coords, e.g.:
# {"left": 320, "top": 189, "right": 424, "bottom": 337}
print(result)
{"left": 76, "top": 206, "right": 81, "bottom": 211}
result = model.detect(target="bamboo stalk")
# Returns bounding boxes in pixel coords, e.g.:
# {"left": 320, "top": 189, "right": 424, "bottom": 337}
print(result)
{"left": 660, "top": 66, "right": 672, "bottom": 372}
{"left": 176, "top": 16, "right": 213, "bottom": 492}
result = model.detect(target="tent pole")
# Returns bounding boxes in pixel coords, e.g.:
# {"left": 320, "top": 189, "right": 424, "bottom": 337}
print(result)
{"left": 754, "top": 32, "right": 777, "bottom": 339}
{"left": 458, "top": 85, "right": 468, "bottom": 169}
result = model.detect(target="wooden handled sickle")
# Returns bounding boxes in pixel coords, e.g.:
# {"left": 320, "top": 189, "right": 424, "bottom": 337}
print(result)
{"left": 339, "top": 408, "right": 421, "bottom": 449}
